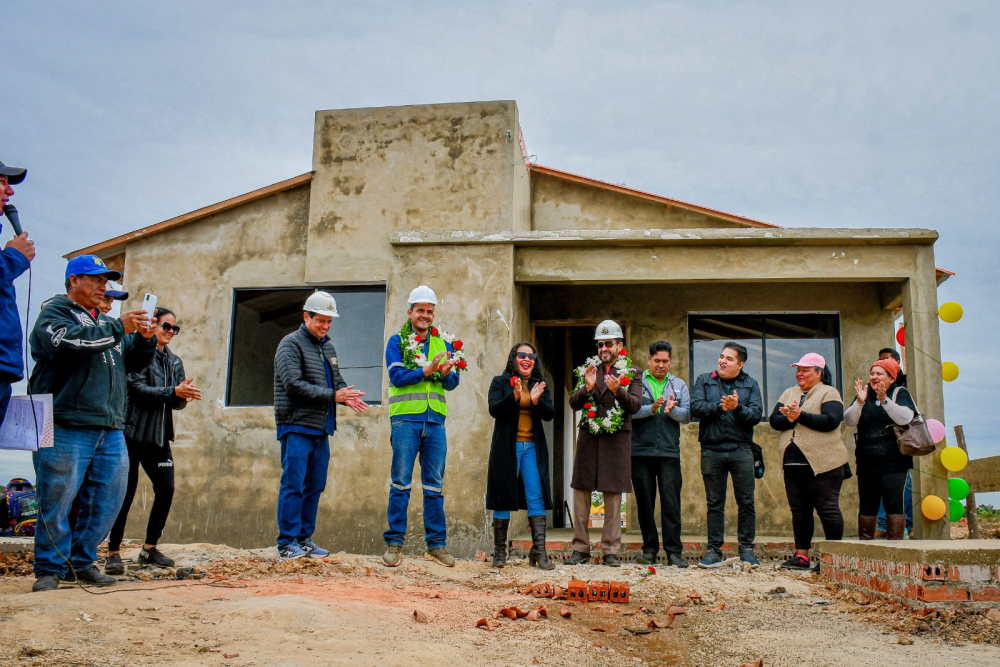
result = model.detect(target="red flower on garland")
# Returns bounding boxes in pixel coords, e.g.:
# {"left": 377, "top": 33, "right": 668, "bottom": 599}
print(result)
{"left": 415, "top": 335, "right": 422, "bottom": 343}
{"left": 431, "top": 327, "right": 439, "bottom": 336}
{"left": 648, "top": 566, "right": 656, "bottom": 575}
{"left": 452, "top": 340, "right": 464, "bottom": 350}
{"left": 510, "top": 377, "right": 518, "bottom": 387}
{"left": 620, "top": 348, "right": 628, "bottom": 357}
{"left": 587, "top": 410, "right": 597, "bottom": 418}
{"left": 584, "top": 402, "right": 593, "bottom": 409}
{"left": 457, "top": 360, "right": 467, "bottom": 370}
{"left": 620, "top": 376, "right": 632, "bottom": 387}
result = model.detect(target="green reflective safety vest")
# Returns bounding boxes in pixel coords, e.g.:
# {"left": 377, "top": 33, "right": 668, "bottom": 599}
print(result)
{"left": 389, "top": 334, "right": 449, "bottom": 418}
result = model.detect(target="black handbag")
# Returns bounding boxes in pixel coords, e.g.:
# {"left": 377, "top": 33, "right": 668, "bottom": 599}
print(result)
{"left": 888, "top": 387, "right": 935, "bottom": 457}
{"left": 750, "top": 441, "right": 765, "bottom": 479}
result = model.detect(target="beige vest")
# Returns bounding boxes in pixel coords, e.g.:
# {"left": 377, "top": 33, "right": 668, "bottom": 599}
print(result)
{"left": 776, "top": 383, "right": 848, "bottom": 475}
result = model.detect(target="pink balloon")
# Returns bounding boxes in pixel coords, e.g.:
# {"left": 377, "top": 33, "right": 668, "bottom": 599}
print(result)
{"left": 926, "top": 418, "right": 946, "bottom": 444}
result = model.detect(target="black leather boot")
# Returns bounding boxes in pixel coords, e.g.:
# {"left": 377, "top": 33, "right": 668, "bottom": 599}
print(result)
{"left": 492, "top": 518, "right": 509, "bottom": 568}
{"left": 527, "top": 515, "right": 555, "bottom": 570}
{"left": 858, "top": 514, "right": 877, "bottom": 540}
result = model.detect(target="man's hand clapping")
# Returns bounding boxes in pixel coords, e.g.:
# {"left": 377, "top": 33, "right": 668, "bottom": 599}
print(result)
{"left": 336, "top": 385, "right": 365, "bottom": 404}
{"left": 720, "top": 390, "right": 739, "bottom": 412}
{"left": 174, "top": 377, "right": 202, "bottom": 402}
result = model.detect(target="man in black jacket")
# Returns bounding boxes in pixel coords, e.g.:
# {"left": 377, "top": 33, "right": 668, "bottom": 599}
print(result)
{"left": 28, "top": 255, "right": 157, "bottom": 592}
{"left": 273, "top": 292, "right": 367, "bottom": 561}
{"left": 690, "top": 342, "right": 763, "bottom": 569}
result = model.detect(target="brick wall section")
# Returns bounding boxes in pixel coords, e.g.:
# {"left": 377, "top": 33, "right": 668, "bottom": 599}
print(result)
{"left": 819, "top": 551, "right": 1000, "bottom": 610}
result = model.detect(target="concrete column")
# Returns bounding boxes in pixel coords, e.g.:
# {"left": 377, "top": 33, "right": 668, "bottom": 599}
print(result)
{"left": 901, "top": 246, "right": 948, "bottom": 539}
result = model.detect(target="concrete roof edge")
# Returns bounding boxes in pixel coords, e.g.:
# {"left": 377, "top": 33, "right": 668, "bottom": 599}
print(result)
{"left": 390, "top": 228, "right": 940, "bottom": 246}
{"left": 64, "top": 172, "right": 314, "bottom": 259}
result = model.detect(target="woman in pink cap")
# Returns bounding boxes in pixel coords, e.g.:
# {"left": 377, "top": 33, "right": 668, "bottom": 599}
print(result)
{"left": 769, "top": 353, "right": 849, "bottom": 570}
{"left": 844, "top": 357, "right": 915, "bottom": 541}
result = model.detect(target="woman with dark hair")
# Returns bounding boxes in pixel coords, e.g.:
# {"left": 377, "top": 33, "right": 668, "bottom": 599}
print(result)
{"left": 486, "top": 342, "right": 555, "bottom": 569}
{"left": 769, "top": 353, "right": 848, "bottom": 570}
{"left": 105, "top": 307, "right": 202, "bottom": 574}
{"left": 844, "top": 357, "right": 915, "bottom": 541}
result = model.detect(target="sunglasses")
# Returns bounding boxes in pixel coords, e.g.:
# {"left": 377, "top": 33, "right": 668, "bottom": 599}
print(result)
{"left": 596, "top": 341, "right": 618, "bottom": 349}
{"left": 516, "top": 352, "right": 537, "bottom": 360}
{"left": 160, "top": 323, "right": 181, "bottom": 334}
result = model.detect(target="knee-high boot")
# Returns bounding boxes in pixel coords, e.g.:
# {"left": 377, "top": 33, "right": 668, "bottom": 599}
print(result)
{"left": 492, "top": 518, "right": 509, "bottom": 568}
{"left": 528, "top": 515, "right": 555, "bottom": 570}
{"left": 858, "top": 515, "right": 877, "bottom": 540}
{"left": 885, "top": 514, "right": 906, "bottom": 541}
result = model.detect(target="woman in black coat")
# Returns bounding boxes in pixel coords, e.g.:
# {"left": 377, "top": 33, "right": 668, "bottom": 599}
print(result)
{"left": 486, "top": 342, "right": 555, "bottom": 569}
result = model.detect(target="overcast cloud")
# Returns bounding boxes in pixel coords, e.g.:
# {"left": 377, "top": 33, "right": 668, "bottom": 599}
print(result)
{"left": 3, "top": 1, "right": 998, "bottom": 501}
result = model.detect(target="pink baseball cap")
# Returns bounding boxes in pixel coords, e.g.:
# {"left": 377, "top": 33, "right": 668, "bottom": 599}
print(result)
{"left": 791, "top": 353, "right": 826, "bottom": 369}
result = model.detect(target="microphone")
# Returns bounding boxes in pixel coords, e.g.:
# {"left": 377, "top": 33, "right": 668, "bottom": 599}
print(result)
{"left": 3, "top": 205, "right": 23, "bottom": 236}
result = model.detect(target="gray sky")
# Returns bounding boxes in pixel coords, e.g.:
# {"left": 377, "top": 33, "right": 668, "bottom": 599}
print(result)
{"left": 4, "top": 1, "right": 998, "bottom": 503}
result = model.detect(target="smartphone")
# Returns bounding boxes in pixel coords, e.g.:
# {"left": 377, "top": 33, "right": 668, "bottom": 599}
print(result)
{"left": 141, "top": 293, "right": 158, "bottom": 328}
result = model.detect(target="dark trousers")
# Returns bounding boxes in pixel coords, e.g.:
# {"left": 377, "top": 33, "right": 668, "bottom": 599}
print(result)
{"left": 107, "top": 440, "right": 175, "bottom": 551}
{"left": 858, "top": 471, "right": 907, "bottom": 516}
{"left": 0, "top": 379, "right": 11, "bottom": 429}
{"left": 782, "top": 463, "right": 845, "bottom": 550}
{"left": 701, "top": 448, "right": 755, "bottom": 551}
{"left": 631, "top": 456, "right": 683, "bottom": 555}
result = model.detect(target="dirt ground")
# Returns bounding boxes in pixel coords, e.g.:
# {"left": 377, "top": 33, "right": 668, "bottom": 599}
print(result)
{"left": 2, "top": 543, "right": 1000, "bottom": 667}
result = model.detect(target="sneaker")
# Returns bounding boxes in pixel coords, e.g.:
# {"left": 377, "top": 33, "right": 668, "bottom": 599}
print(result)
{"left": 32, "top": 574, "right": 60, "bottom": 592}
{"left": 105, "top": 554, "right": 125, "bottom": 575}
{"left": 64, "top": 565, "right": 117, "bottom": 586}
{"left": 426, "top": 547, "right": 456, "bottom": 567}
{"left": 567, "top": 551, "right": 591, "bottom": 565}
{"left": 739, "top": 546, "right": 760, "bottom": 569}
{"left": 667, "top": 553, "right": 690, "bottom": 568}
{"left": 383, "top": 544, "right": 402, "bottom": 567}
{"left": 138, "top": 547, "right": 175, "bottom": 568}
{"left": 278, "top": 543, "right": 307, "bottom": 562}
{"left": 697, "top": 550, "right": 723, "bottom": 568}
{"left": 780, "top": 554, "right": 810, "bottom": 570}
{"left": 634, "top": 551, "right": 656, "bottom": 565}
{"left": 298, "top": 538, "right": 330, "bottom": 558}
{"left": 603, "top": 553, "right": 621, "bottom": 567}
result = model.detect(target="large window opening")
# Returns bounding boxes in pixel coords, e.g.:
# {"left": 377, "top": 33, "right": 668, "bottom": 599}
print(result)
{"left": 688, "top": 314, "right": 842, "bottom": 410}
{"left": 226, "top": 286, "right": 387, "bottom": 407}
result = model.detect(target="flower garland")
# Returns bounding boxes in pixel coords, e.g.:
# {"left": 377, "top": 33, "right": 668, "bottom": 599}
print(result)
{"left": 399, "top": 320, "right": 467, "bottom": 383}
{"left": 573, "top": 348, "right": 636, "bottom": 434}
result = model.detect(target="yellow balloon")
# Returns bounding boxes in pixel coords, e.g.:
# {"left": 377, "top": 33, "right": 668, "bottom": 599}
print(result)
{"left": 939, "top": 301, "right": 964, "bottom": 324}
{"left": 940, "top": 446, "right": 968, "bottom": 472}
{"left": 942, "top": 362, "right": 960, "bottom": 382}
{"left": 921, "top": 495, "right": 947, "bottom": 521}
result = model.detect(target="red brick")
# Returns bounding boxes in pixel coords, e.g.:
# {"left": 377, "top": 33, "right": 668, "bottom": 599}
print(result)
{"left": 871, "top": 577, "right": 891, "bottom": 594}
{"left": 820, "top": 553, "right": 833, "bottom": 565}
{"left": 914, "top": 585, "right": 969, "bottom": 603}
{"left": 682, "top": 542, "right": 702, "bottom": 552}
{"left": 547, "top": 541, "right": 567, "bottom": 551}
{"left": 947, "top": 564, "right": 992, "bottom": 583}
{"left": 919, "top": 564, "right": 946, "bottom": 581}
{"left": 970, "top": 585, "right": 1000, "bottom": 602}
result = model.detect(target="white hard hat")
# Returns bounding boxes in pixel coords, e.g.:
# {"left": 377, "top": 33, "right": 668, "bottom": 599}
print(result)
{"left": 407, "top": 285, "right": 438, "bottom": 306}
{"left": 303, "top": 291, "right": 339, "bottom": 317}
{"left": 594, "top": 319, "right": 623, "bottom": 340}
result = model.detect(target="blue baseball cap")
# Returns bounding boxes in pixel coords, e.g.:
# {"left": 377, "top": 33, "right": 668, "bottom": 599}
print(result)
{"left": 65, "top": 254, "right": 123, "bottom": 281}
{"left": 105, "top": 290, "right": 129, "bottom": 300}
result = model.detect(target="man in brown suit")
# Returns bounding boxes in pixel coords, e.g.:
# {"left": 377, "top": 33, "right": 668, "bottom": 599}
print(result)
{"left": 567, "top": 320, "right": 643, "bottom": 567}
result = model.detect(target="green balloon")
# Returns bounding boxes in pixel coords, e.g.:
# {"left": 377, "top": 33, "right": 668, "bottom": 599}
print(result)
{"left": 949, "top": 499, "right": 965, "bottom": 522}
{"left": 948, "top": 477, "right": 970, "bottom": 501}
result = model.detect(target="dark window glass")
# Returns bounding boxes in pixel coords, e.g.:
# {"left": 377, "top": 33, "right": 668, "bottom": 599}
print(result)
{"left": 689, "top": 314, "right": 841, "bottom": 411}
{"left": 227, "top": 286, "right": 386, "bottom": 407}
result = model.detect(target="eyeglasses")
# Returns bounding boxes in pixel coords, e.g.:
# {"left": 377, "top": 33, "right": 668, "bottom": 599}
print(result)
{"left": 160, "top": 323, "right": 181, "bottom": 334}
{"left": 596, "top": 341, "right": 617, "bottom": 349}
{"left": 516, "top": 352, "right": 537, "bottom": 360}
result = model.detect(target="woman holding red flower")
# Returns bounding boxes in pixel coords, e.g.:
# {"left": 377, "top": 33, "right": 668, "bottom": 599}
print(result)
{"left": 485, "top": 342, "right": 556, "bottom": 569}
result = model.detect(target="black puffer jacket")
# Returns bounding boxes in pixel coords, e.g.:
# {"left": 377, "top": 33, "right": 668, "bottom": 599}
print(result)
{"left": 274, "top": 325, "right": 347, "bottom": 430}
{"left": 125, "top": 346, "right": 187, "bottom": 447}
{"left": 690, "top": 370, "right": 763, "bottom": 451}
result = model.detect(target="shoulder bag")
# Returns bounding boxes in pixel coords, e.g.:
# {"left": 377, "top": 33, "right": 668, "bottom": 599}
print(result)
{"left": 888, "top": 387, "right": 935, "bottom": 456}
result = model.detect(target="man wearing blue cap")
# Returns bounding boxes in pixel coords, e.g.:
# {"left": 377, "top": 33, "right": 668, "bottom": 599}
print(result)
{"left": 27, "top": 255, "right": 158, "bottom": 591}
{"left": 0, "top": 159, "right": 34, "bottom": 431}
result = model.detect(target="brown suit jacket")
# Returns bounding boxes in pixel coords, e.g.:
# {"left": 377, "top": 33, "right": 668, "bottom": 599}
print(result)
{"left": 568, "top": 364, "right": 643, "bottom": 493}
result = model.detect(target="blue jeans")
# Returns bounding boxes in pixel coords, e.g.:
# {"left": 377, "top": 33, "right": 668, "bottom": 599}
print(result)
{"left": 32, "top": 426, "right": 128, "bottom": 577}
{"left": 383, "top": 420, "right": 447, "bottom": 549}
{"left": 701, "top": 447, "right": 756, "bottom": 552}
{"left": 276, "top": 433, "right": 330, "bottom": 547}
{"left": 877, "top": 470, "right": 913, "bottom": 532}
{"left": 493, "top": 441, "right": 546, "bottom": 520}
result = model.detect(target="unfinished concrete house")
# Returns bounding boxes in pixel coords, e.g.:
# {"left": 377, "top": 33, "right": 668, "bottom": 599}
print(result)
{"left": 69, "top": 100, "right": 953, "bottom": 556}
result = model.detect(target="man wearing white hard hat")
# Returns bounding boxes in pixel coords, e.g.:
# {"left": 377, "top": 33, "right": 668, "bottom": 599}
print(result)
{"left": 272, "top": 291, "right": 368, "bottom": 561}
{"left": 566, "top": 320, "right": 642, "bottom": 567}
{"left": 382, "top": 285, "right": 461, "bottom": 567}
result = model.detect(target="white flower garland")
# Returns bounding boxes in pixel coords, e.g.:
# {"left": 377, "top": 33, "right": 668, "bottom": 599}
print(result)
{"left": 573, "top": 351, "right": 636, "bottom": 434}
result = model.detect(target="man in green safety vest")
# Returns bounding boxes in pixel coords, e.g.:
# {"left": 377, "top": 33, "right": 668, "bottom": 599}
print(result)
{"left": 382, "top": 285, "right": 460, "bottom": 567}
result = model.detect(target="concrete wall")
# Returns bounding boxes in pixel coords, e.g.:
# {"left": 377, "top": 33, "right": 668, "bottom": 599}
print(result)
{"left": 531, "top": 172, "right": 742, "bottom": 231}
{"left": 529, "top": 281, "right": 896, "bottom": 538}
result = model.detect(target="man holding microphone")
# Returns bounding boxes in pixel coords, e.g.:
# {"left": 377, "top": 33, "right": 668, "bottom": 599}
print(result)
{"left": 0, "top": 159, "right": 34, "bottom": 429}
